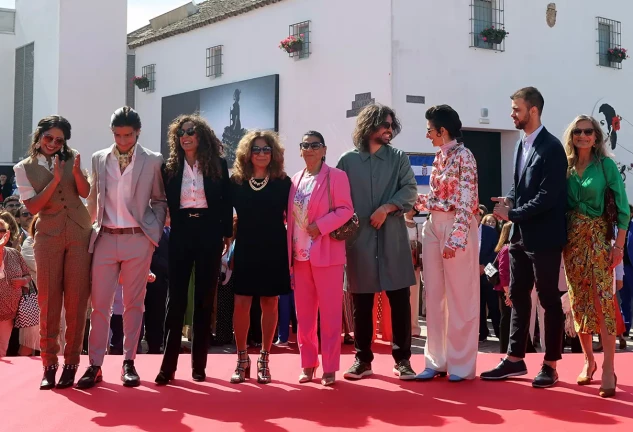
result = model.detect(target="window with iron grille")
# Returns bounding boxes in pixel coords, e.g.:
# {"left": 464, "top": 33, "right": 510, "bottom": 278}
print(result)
{"left": 206, "top": 45, "right": 223, "bottom": 78}
{"left": 470, "top": 0, "right": 506, "bottom": 52}
{"left": 597, "top": 17, "right": 623, "bottom": 69}
{"left": 289, "top": 20, "right": 310, "bottom": 59}
{"left": 141, "top": 64, "right": 155, "bottom": 92}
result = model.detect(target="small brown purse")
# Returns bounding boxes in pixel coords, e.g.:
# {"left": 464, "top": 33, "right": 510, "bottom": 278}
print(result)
{"left": 326, "top": 171, "right": 359, "bottom": 241}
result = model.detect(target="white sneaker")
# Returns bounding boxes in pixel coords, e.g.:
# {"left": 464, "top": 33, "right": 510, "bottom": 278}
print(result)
{"left": 274, "top": 340, "right": 289, "bottom": 347}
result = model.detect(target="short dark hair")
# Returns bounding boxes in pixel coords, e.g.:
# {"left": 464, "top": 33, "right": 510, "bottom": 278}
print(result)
{"left": 478, "top": 204, "right": 488, "bottom": 215}
{"left": 3, "top": 195, "right": 19, "bottom": 205}
{"left": 110, "top": 106, "right": 142, "bottom": 130}
{"left": 303, "top": 130, "right": 325, "bottom": 146}
{"left": 425, "top": 105, "right": 462, "bottom": 140}
{"left": 510, "top": 87, "right": 545, "bottom": 116}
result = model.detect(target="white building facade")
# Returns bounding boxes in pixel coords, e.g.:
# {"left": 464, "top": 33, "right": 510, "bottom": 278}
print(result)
{"left": 129, "top": 0, "right": 633, "bottom": 208}
{"left": 0, "top": 0, "right": 128, "bottom": 169}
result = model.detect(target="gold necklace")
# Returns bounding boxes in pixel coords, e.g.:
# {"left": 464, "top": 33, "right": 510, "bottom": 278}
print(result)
{"left": 249, "top": 175, "right": 269, "bottom": 191}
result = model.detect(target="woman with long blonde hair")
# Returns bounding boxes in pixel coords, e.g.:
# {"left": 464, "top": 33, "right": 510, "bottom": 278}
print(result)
{"left": 562, "top": 114, "right": 629, "bottom": 398}
{"left": 229, "top": 130, "right": 291, "bottom": 384}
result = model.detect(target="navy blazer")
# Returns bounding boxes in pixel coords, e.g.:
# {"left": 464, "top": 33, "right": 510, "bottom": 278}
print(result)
{"left": 162, "top": 158, "right": 233, "bottom": 239}
{"left": 506, "top": 127, "right": 567, "bottom": 251}
{"left": 479, "top": 225, "right": 499, "bottom": 266}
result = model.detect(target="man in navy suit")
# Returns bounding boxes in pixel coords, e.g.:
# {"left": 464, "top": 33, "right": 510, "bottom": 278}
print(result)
{"left": 477, "top": 205, "right": 500, "bottom": 341}
{"left": 481, "top": 87, "right": 567, "bottom": 388}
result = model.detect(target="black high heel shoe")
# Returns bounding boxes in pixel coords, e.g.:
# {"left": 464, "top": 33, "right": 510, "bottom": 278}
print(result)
{"left": 230, "top": 350, "right": 251, "bottom": 384}
{"left": 56, "top": 364, "right": 79, "bottom": 389}
{"left": 40, "top": 364, "right": 59, "bottom": 390}
{"left": 257, "top": 351, "right": 271, "bottom": 384}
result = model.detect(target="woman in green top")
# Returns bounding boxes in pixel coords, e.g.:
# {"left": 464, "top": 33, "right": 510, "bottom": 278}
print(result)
{"left": 563, "top": 115, "right": 629, "bottom": 398}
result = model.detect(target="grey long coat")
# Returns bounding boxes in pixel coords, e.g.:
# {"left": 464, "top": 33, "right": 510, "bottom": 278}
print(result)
{"left": 337, "top": 145, "right": 418, "bottom": 294}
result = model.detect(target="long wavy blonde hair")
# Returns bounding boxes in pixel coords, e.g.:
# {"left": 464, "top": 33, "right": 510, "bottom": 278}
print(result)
{"left": 231, "top": 130, "right": 286, "bottom": 184}
{"left": 563, "top": 115, "right": 612, "bottom": 176}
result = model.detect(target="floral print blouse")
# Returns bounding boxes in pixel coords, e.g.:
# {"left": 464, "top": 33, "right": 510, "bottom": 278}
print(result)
{"left": 415, "top": 141, "right": 479, "bottom": 250}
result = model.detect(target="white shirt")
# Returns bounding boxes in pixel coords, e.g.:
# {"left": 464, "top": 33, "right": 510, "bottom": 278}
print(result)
{"left": 180, "top": 161, "right": 207, "bottom": 209}
{"left": 102, "top": 144, "right": 138, "bottom": 229}
{"left": 14, "top": 154, "right": 57, "bottom": 201}
{"left": 518, "top": 124, "right": 544, "bottom": 174}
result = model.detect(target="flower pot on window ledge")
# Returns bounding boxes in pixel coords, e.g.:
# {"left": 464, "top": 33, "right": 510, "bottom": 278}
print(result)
{"left": 487, "top": 35, "right": 505, "bottom": 45}
{"left": 608, "top": 54, "right": 624, "bottom": 63}
{"left": 133, "top": 76, "right": 150, "bottom": 90}
{"left": 285, "top": 40, "right": 303, "bottom": 54}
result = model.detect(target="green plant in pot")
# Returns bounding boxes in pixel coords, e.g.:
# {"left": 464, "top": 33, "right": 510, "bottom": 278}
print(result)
{"left": 480, "top": 26, "right": 508, "bottom": 45}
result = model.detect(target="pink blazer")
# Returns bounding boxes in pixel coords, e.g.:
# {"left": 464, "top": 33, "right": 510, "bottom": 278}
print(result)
{"left": 287, "top": 164, "right": 354, "bottom": 270}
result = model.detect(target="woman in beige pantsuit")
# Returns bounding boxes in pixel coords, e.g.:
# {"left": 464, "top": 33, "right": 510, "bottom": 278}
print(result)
{"left": 14, "top": 116, "right": 93, "bottom": 390}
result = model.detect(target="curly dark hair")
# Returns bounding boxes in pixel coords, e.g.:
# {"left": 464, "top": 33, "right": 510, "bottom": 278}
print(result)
{"left": 352, "top": 104, "right": 402, "bottom": 152}
{"left": 29, "top": 115, "right": 73, "bottom": 160}
{"left": 231, "top": 130, "right": 286, "bottom": 184}
{"left": 164, "top": 114, "right": 223, "bottom": 180}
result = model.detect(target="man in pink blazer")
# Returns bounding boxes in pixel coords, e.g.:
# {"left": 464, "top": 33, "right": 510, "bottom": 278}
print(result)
{"left": 287, "top": 131, "right": 354, "bottom": 386}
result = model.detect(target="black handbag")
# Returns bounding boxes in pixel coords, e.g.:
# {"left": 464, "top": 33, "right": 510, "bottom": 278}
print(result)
{"left": 484, "top": 253, "right": 500, "bottom": 286}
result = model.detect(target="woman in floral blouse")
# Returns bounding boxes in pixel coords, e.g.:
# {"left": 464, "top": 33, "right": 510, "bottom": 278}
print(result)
{"left": 415, "top": 105, "right": 480, "bottom": 382}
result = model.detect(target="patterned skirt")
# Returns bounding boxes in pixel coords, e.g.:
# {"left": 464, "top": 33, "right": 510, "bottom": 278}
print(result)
{"left": 563, "top": 212, "right": 616, "bottom": 335}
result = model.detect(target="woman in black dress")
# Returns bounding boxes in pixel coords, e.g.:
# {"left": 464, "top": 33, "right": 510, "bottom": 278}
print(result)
{"left": 230, "top": 130, "right": 291, "bottom": 384}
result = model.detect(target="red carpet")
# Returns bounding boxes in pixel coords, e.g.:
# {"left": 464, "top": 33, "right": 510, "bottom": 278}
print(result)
{"left": 1, "top": 352, "right": 632, "bottom": 431}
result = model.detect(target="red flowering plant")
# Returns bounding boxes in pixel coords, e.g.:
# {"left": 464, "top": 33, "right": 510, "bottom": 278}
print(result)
{"left": 279, "top": 34, "right": 304, "bottom": 53}
{"left": 132, "top": 75, "right": 150, "bottom": 89}
{"left": 479, "top": 26, "right": 508, "bottom": 44}
{"left": 612, "top": 115, "right": 622, "bottom": 132}
{"left": 608, "top": 47, "right": 629, "bottom": 62}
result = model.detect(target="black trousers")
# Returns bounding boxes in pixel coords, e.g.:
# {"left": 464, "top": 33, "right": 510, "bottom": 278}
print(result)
{"left": 352, "top": 287, "right": 412, "bottom": 364}
{"left": 497, "top": 291, "right": 512, "bottom": 354}
{"left": 144, "top": 278, "right": 168, "bottom": 354}
{"left": 109, "top": 315, "right": 124, "bottom": 354}
{"left": 507, "top": 238, "right": 564, "bottom": 362}
{"left": 160, "top": 211, "right": 223, "bottom": 374}
{"left": 480, "top": 276, "right": 501, "bottom": 339}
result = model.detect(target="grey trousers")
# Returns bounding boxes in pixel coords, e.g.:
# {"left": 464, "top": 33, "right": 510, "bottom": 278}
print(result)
{"left": 88, "top": 232, "right": 154, "bottom": 366}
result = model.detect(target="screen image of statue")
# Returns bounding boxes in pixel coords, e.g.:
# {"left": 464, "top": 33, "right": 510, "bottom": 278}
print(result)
{"left": 160, "top": 75, "right": 279, "bottom": 167}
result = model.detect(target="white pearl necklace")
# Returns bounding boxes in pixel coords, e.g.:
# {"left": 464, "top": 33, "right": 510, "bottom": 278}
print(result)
{"left": 249, "top": 175, "right": 269, "bottom": 191}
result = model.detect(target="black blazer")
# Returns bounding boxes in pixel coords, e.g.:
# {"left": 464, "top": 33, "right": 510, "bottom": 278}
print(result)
{"left": 163, "top": 158, "right": 233, "bottom": 238}
{"left": 479, "top": 225, "right": 499, "bottom": 266}
{"left": 506, "top": 126, "right": 567, "bottom": 251}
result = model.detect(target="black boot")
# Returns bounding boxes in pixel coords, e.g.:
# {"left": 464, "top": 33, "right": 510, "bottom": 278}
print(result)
{"left": 76, "top": 365, "right": 102, "bottom": 389}
{"left": 121, "top": 360, "right": 141, "bottom": 387}
{"left": 56, "top": 364, "right": 79, "bottom": 389}
{"left": 40, "top": 364, "right": 59, "bottom": 390}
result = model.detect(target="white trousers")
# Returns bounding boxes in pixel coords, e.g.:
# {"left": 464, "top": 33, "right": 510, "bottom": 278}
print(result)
{"left": 422, "top": 211, "right": 480, "bottom": 379}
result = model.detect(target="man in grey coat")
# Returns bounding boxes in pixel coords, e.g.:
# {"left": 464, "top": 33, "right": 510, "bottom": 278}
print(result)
{"left": 337, "top": 103, "right": 418, "bottom": 380}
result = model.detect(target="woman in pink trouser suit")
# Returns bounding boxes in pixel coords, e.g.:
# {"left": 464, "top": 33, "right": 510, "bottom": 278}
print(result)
{"left": 287, "top": 131, "right": 354, "bottom": 386}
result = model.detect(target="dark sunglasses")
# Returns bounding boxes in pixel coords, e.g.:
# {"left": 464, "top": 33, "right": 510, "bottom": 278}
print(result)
{"left": 41, "top": 134, "right": 65, "bottom": 146}
{"left": 4, "top": 203, "right": 19, "bottom": 209}
{"left": 572, "top": 128, "right": 595, "bottom": 136}
{"left": 251, "top": 146, "right": 272, "bottom": 155}
{"left": 176, "top": 127, "right": 196, "bottom": 138}
{"left": 299, "top": 142, "right": 325, "bottom": 151}
{"left": 379, "top": 121, "right": 393, "bottom": 130}
{"left": 21, "top": 212, "right": 32, "bottom": 217}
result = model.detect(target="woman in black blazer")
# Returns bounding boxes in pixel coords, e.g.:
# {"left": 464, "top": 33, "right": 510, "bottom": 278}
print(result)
{"left": 155, "top": 114, "right": 233, "bottom": 385}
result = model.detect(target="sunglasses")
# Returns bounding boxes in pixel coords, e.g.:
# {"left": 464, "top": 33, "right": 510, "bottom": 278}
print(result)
{"left": 4, "top": 203, "right": 19, "bottom": 209}
{"left": 21, "top": 212, "right": 32, "bottom": 217}
{"left": 379, "top": 121, "right": 394, "bottom": 130}
{"left": 41, "top": 134, "right": 65, "bottom": 146}
{"left": 176, "top": 128, "right": 196, "bottom": 138}
{"left": 572, "top": 128, "right": 595, "bottom": 136}
{"left": 299, "top": 142, "right": 325, "bottom": 151}
{"left": 251, "top": 146, "right": 272, "bottom": 155}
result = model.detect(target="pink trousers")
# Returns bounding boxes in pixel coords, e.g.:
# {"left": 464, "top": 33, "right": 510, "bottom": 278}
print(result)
{"left": 294, "top": 260, "right": 344, "bottom": 373}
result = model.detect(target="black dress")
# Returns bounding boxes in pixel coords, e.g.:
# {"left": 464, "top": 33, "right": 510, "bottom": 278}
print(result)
{"left": 231, "top": 176, "right": 292, "bottom": 297}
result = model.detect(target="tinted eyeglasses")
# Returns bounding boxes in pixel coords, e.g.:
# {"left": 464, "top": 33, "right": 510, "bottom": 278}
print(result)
{"left": 41, "top": 134, "right": 65, "bottom": 146}
{"left": 4, "top": 203, "right": 19, "bottom": 209}
{"left": 299, "top": 142, "right": 325, "bottom": 151}
{"left": 379, "top": 121, "right": 394, "bottom": 130}
{"left": 251, "top": 146, "right": 272, "bottom": 155}
{"left": 572, "top": 128, "right": 595, "bottom": 136}
{"left": 176, "top": 127, "right": 196, "bottom": 138}
{"left": 21, "top": 211, "right": 32, "bottom": 218}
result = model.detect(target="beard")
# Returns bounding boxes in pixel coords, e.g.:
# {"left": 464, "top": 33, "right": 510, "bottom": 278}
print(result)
{"left": 514, "top": 112, "right": 531, "bottom": 131}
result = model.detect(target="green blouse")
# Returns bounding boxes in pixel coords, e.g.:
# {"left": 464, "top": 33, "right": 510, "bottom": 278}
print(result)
{"left": 567, "top": 156, "right": 630, "bottom": 230}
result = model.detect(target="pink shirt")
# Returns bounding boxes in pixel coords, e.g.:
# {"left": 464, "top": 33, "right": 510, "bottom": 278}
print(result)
{"left": 415, "top": 141, "right": 479, "bottom": 250}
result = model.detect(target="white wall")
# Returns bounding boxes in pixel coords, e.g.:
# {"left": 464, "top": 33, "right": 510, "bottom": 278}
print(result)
{"left": 132, "top": 0, "right": 392, "bottom": 175}
{"left": 58, "top": 0, "right": 127, "bottom": 163}
{"left": 14, "top": 0, "right": 60, "bottom": 133}
{"left": 0, "top": 31, "right": 15, "bottom": 164}
{"left": 392, "top": 0, "right": 633, "bottom": 197}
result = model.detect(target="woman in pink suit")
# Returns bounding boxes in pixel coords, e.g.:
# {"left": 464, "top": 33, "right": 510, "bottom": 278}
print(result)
{"left": 287, "top": 131, "right": 354, "bottom": 386}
